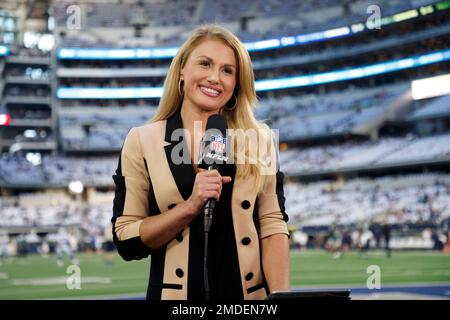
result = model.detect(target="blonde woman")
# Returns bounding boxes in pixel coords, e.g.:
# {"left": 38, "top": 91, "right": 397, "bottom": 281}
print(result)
{"left": 112, "top": 24, "right": 290, "bottom": 300}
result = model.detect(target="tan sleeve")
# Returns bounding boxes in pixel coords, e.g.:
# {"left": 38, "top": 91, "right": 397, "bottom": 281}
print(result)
{"left": 257, "top": 171, "right": 289, "bottom": 239}
{"left": 113, "top": 128, "right": 150, "bottom": 241}
{"left": 257, "top": 131, "right": 289, "bottom": 239}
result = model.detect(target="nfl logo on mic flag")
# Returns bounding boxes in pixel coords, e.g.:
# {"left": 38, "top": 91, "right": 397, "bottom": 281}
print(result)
{"left": 210, "top": 134, "right": 226, "bottom": 154}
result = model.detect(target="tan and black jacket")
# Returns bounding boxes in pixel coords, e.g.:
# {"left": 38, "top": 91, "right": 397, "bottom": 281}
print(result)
{"left": 112, "top": 107, "right": 288, "bottom": 300}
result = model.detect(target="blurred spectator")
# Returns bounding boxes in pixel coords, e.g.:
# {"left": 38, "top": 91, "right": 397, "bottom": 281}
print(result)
{"left": 55, "top": 227, "right": 79, "bottom": 267}
{"left": 382, "top": 223, "right": 392, "bottom": 258}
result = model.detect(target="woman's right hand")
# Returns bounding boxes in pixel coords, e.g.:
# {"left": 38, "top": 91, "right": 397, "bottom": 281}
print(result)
{"left": 187, "top": 169, "right": 232, "bottom": 215}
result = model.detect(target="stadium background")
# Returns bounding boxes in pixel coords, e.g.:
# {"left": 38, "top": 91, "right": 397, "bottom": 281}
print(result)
{"left": 0, "top": 0, "right": 450, "bottom": 300}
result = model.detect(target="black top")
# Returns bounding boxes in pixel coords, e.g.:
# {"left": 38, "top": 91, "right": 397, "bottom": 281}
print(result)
{"left": 182, "top": 159, "right": 243, "bottom": 300}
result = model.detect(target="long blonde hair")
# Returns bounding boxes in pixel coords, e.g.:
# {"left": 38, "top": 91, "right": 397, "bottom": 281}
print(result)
{"left": 152, "top": 24, "right": 274, "bottom": 193}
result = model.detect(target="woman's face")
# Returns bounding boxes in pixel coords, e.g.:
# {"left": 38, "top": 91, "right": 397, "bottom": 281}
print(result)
{"left": 180, "top": 39, "right": 237, "bottom": 113}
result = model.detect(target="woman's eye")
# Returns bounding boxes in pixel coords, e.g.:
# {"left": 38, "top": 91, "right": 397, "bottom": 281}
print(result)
{"left": 200, "top": 60, "right": 209, "bottom": 67}
{"left": 224, "top": 68, "right": 233, "bottom": 75}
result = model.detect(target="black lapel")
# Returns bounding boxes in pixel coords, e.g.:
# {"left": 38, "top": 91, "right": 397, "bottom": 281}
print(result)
{"left": 163, "top": 107, "right": 196, "bottom": 200}
{"left": 164, "top": 107, "right": 204, "bottom": 300}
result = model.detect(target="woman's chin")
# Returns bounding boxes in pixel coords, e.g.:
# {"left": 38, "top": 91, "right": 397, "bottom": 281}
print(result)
{"left": 198, "top": 103, "right": 222, "bottom": 112}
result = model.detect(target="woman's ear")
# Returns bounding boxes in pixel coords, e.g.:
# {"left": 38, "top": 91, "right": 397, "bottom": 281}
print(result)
{"left": 180, "top": 64, "right": 185, "bottom": 81}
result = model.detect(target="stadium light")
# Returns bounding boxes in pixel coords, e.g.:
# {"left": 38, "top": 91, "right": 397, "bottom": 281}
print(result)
{"left": 0, "top": 45, "right": 9, "bottom": 56}
{"left": 57, "top": 87, "right": 164, "bottom": 99}
{"left": 56, "top": 48, "right": 450, "bottom": 98}
{"left": 57, "top": 47, "right": 179, "bottom": 60}
{"left": 24, "top": 129, "right": 37, "bottom": 139}
{"left": 0, "top": 114, "right": 11, "bottom": 126}
{"left": 25, "top": 153, "right": 42, "bottom": 166}
{"left": 392, "top": 9, "right": 419, "bottom": 22}
{"left": 68, "top": 181, "right": 84, "bottom": 194}
{"left": 411, "top": 73, "right": 450, "bottom": 100}
{"left": 436, "top": 0, "right": 450, "bottom": 10}
{"left": 255, "top": 48, "right": 450, "bottom": 91}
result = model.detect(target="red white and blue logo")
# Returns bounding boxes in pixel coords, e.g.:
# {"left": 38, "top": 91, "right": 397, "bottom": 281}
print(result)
{"left": 210, "top": 134, "right": 226, "bottom": 154}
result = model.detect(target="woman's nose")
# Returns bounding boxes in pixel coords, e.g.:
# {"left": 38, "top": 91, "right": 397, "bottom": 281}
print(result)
{"left": 207, "top": 68, "right": 220, "bottom": 83}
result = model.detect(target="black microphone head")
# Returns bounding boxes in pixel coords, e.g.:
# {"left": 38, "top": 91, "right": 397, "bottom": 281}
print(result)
{"left": 198, "top": 114, "right": 229, "bottom": 169}
{"left": 205, "top": 114, "right": 228, "bottom": 136}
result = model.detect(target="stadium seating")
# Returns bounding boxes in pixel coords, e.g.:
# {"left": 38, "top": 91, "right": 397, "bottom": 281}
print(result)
{"left": 284, "top": 173, "right": 450, "bottom": 227}
{"left": 1, "top": 0, "right": 449, "bottom": 255}
{"left": 409, "top": 94, "right": 450, "bottom": 120}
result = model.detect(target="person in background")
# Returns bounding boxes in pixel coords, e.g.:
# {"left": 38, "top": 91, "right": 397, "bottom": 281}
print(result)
{"left": 382, "top": 222, "right": 392, "bottom": 258}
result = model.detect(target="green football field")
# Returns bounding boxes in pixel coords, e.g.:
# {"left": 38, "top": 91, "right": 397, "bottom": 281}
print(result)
{"left": 0, "top": 250, "right": 449, "bottom": 299}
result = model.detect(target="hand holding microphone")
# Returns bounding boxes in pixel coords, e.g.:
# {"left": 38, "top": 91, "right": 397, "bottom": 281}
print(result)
{"left": 196, "top": 114, "right": 230, "bottom": 226}
{"left": 188, "top": 169, "right": 232, "bottom": 215}
{"left": 193, "top": 114, "right": 230, "bottom": 300}
{"left": 187, "top": 113, "right": 231, "bottom": 217}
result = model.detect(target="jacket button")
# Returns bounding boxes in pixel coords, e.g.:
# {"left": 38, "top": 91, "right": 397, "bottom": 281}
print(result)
{"left": 176, "top": 268, "right": 184, "bottom": 278}
{"left": 168, "top": 203, "right": 176, "bottom": 209}
{"left": 241, "top": 200, "right": 251, "bottom": 209}
{"left": 241, "top": 237, "right": 251, "bottom": 245}
{"left": 176, "top": 232, "right": 183, "bottom": 242}
{"left": 245, "top": 272, "right": 253, "bottom": 281}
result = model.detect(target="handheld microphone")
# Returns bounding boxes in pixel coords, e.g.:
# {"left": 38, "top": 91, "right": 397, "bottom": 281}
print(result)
{"left": 197, "top": 114, "right": 228, "bottom": 301}
{"left": 198, "top": 114, "right": 229, "bottom": 231}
